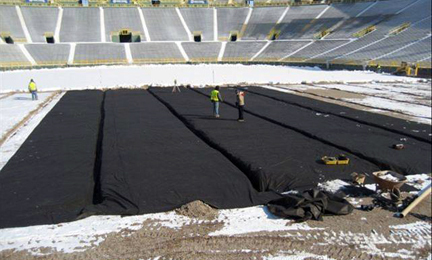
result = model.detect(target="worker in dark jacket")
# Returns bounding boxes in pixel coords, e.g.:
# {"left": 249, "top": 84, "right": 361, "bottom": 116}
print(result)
{"left": 28, "top": 79, "right": 38, "bottom": 101}
{"left": 210, "top": 86, "right": 223, "bottom": 118}
{"left": 236, "top": 88, "right": 245, "bottom": 122}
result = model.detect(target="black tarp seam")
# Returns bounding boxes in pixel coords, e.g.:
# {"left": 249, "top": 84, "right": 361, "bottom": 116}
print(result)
{"left": 190, "top": 88, "right": 400, "bottom": 174}
{"left": 148, "top": 88, "right": 266, "bottom": 192}
{"left": 246, "top": 88, "right": 431, "bottom": 144}
{"left": 92, "top": 91, "right": 106, "bottom": 204}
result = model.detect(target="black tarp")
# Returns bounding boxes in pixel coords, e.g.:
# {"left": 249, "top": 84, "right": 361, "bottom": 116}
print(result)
{"left": 84, "top": 90, "right": 280, "bottom": 216}
{"left": 247, "top": 86, "right": 432, "bottom": 143}
{"left": 268, "top": 189, "right": 354, "bottom": 222}
{"left": 150, "top": 87, "right": 379, "bottom": 193}
{"left": 0, "top": 91, "right": 103, "bottom": 229}
{"left": 213, "top": 87, "right": 431, "bottom": 176}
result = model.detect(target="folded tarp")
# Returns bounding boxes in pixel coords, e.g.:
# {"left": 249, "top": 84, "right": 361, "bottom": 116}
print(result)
{"left": 268, "top": 189, "right": 354, "bottom": 222}
{"left": 84, "top": 90, "right": 280, "bottom": 216}
{"left": 0, "top": 91, "right": 103, "bottom": 228}
{"left": 247, "top": 86, "right": 432, "bottom": 143}
{"left": 150, "top": 88, "right": 379, "bottom": 193}
{"left": 234, "top": 87, "right": 431, "bottom": 175}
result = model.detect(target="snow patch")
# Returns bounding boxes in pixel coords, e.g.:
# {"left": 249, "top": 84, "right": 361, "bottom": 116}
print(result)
{"left": 0, "top": 92, "right": 54, "bottom": 138}
{"left": 317, "top": 179, "right": 351, "bottom": 193}
{"left": 405, "top": 174, "right": 432, "bottom": 190}
{"left": 0, "top": 64, "right": 418, "bottom": 93}
{"left": 0, "top": 212, "right": 191, "bottom": 255}
{"left": 210, "top": 206, "right": 322, "bottom": 236}
{"left": 264, "top": 251, "right": 335, "bottom": 260}
{"left": 0, "top": 92, "right": 65, "bottom": 170}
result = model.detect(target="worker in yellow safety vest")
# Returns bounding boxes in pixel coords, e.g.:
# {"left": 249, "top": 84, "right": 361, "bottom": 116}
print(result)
{"left": 210, "top": 86, "right": 223, "bottom": 118}
{"left": 376, "top": 64, "right": 382, "bottom": 73}
{"left": 28, "top": 79, "right": 38, "bottom": 101}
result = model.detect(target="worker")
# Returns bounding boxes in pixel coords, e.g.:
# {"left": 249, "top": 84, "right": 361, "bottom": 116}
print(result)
{"left": 28, "top": 79, "right": 38, "bottom": 101}
{"left": 376, "top": 64, "right": 382, "bottom": 73}
{"left": 236, "top": 88, "right": 245, "bottom": 122}
{"left": 210, "top": 86, "right": 223, "bottom": 118}
{"left": 172, "top": 79, "right": 180, "bottom": 92}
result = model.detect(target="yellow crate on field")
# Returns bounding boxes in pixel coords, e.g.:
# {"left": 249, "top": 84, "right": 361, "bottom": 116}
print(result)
{"left": 322, "top": 155, "right": 349, "bottom": 165}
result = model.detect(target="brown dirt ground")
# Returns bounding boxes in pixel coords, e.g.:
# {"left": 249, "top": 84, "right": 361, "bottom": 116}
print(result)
{"left": 1, "top": 193, "right": 430, "bottom": 260}
{"left": 272, "top": 84, "right": 426, "bottom": 123}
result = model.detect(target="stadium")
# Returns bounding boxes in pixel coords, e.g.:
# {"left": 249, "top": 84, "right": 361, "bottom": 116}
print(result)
{"left": 0, "top": 0, "right": 431, "bottom": 259}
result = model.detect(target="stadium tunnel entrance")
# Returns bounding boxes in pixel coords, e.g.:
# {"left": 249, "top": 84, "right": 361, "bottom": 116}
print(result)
{"left": 193, "top": 31, "right": 202, "bottom": 42}
{"left": 45, "top": 32, "right": 55, "bottom": 44}
{"left": 111, "top": 29, "right": 141, "bottom": 43}
{"left": 1, "top": 32, "right": 14, "bottom": 44}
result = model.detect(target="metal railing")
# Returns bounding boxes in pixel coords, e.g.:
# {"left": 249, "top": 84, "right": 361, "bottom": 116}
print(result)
{"left": 2, "top": 57, "right": 430, "bottom": 71}
{"left": 0, "top": 0, "right": 376, "bottom": 8}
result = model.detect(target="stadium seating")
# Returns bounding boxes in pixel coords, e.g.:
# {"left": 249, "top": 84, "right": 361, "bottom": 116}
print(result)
{"left": 0, "top": 0, "right": 430, "bottom": 69}
{"left": 60, "top": 7, "right": 101, "bottom": 42}
{"left": 104, "top": 7, "right": 143, "bottom": 42}
{"left": 241, "top": 7, "right": 285, "bottom": 40}
{"left": 130, "top": 42, "right": 185, "bottom": 62}
{"left": 25, "top": 43, "right": 70, "bottom": 65}
{"left": 182, "top": 42, "right": 221, "bottom": 61}
{"left": 180, "top": 8, "right": 214, "bottom": 41}
{"left": 21, "top": 6, "right": 59, "bottom": 43}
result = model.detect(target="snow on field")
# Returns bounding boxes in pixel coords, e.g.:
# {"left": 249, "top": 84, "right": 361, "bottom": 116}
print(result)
{"left": 261, "top": 83, "right": 432, "bottom": 124}
{"left": 0, "top": 92, "right": 64, "bottom": 170}
{"left": 319, "top": 175, "right": 432, "bottom": 195}
{"left": 357, "top": 83, "right": 432, "bottom": 99}
{"left": 209, "top": 206, "right": 322, "bottom": 236}
{"left": 315, "top": 83, "right": 431, "bottom": 105}
{"left": 0, "top": 206, "right": 307, "bottom": 255}
{"left": 312, "top": 83, "right": 432, "bottom": 120}
{"left": 0, "top": 92, "right": 54, "bottom": 138}
{"left": 264, "top": 252, "right": 336, "bottom": 260}
{"left": 0, "top": 212, "right": 191, "bottom": 254}
{"left": 0, "top": 64, "right": 419, "bottom": 93}
{"left": 357, "top": 96, "right": 431, "bottom": 120}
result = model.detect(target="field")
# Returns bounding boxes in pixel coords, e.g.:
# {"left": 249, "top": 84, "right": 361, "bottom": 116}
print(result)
{"left": 0, "top": 65, "right": 431, "bottom": 259}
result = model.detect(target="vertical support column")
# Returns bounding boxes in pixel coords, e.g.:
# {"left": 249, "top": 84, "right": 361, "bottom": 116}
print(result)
{"left": 218, "top": 42, "right": 226, "bottom": 62}
{"left": 100, "top": 7, "right": 106, "bottom": 43}
{"left": 54, "top": 7, "right": 63, "bottom": 43}
{"left": 18, "top": 44, "right": 37, "bottom": 66}
{"left": 315, "top": 5, "right": 330, "bottom": 20}
{"left": 138, "top": 7, "right": 151, "bottom": 42}
{"left": 239, "top": 8, "right": 253, "bottom": 40}
{"left": 124, "top": 43, "right": 133, "bottom": 64}
{"left": 16, "top": 6, "right": 32, "bottom": 43}
{"left": 176, "top": 42, "right": 189, "bottom": 62}
{"left": 277, "top": 6, "right": 289, "bottom": 25}
{"left": 213, "top": 8, "right": 218, "bottom": 42}
{"left": 250, "top": 41, "right": 271, "bottom": 61}
{"left": 68, "top": 43, "right": 76, "bottom": 65}
{"left": 176, "top": 8, "right": 193, "bottom": 42}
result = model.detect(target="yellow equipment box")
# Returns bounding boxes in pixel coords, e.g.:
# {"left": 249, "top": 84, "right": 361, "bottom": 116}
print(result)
{"left": 322, "top": 155, "right": 349, "bottom": 165}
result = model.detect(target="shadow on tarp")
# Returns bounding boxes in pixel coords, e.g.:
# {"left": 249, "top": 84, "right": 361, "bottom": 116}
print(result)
{"left": 0, "top": 91, "right": 103, "bottom": 229}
